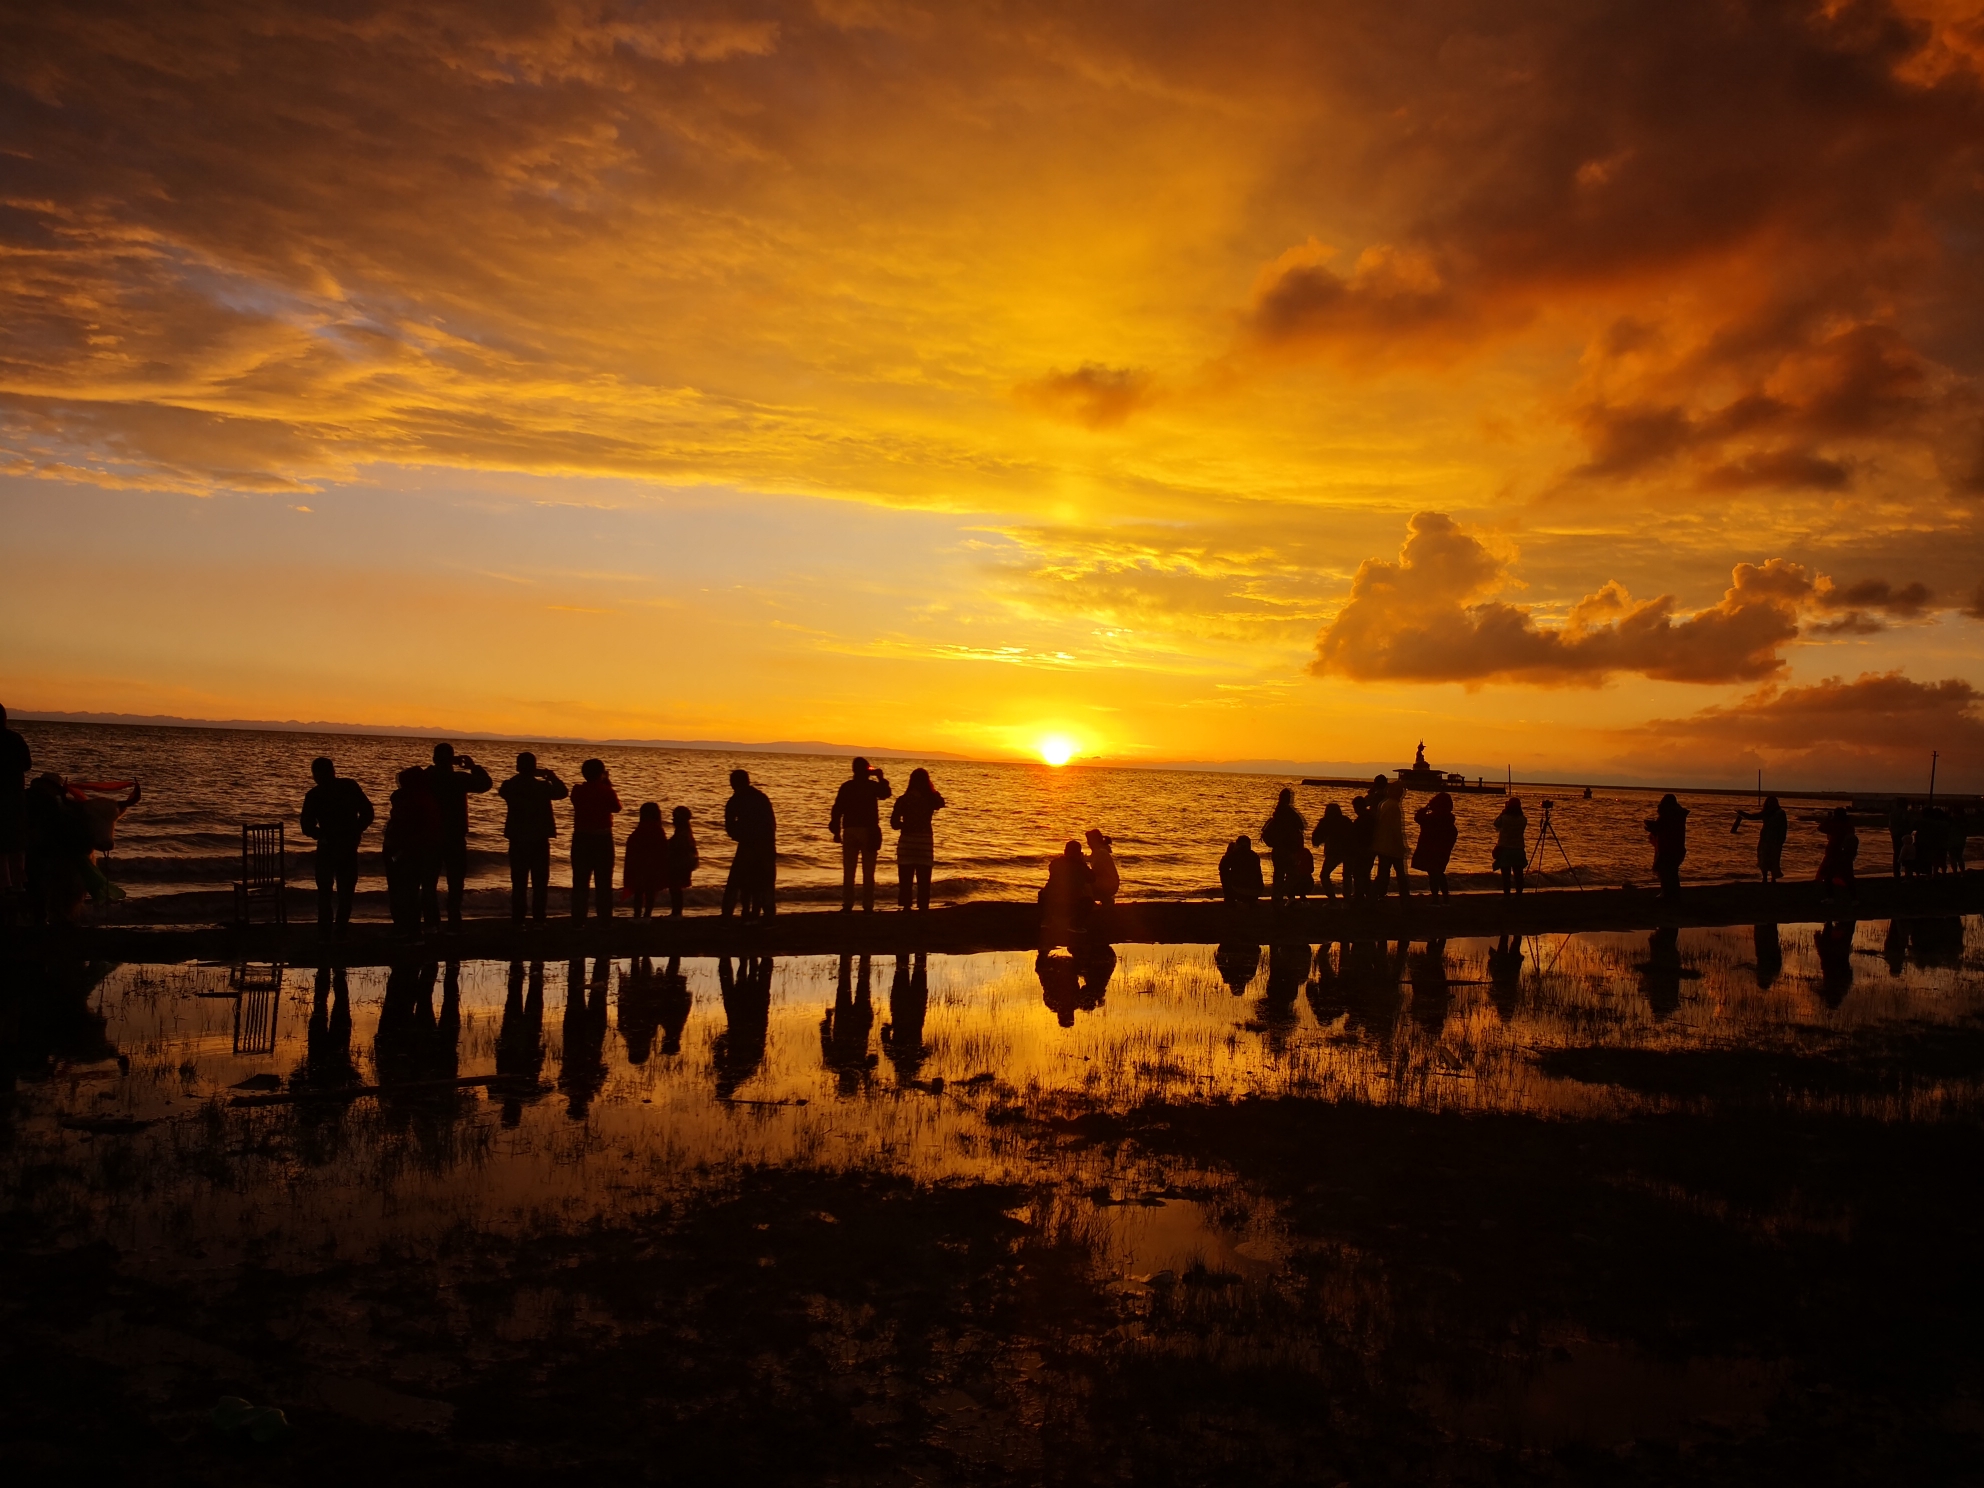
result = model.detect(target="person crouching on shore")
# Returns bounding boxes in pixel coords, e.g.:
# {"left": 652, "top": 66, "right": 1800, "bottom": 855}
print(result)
{"left": 1039, "top": 840, "right": 1096, "bottom": 945}
{"left": 1220, "top": 835, "right": 1263, "bottom": 907}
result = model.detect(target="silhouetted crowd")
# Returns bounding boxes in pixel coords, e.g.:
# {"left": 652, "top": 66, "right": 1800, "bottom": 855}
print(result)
{"left": 0, "top": 702, "right": 1975, "bottom": 936}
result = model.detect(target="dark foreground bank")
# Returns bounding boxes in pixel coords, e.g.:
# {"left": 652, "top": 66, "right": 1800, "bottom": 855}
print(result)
{"left": 12, "top": 872, "right": 1981, "bottom": 965}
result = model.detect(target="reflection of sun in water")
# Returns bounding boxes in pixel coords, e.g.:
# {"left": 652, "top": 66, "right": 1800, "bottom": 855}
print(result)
{"left": 1037, "top": 735, "right": 1076, "bottom": 767}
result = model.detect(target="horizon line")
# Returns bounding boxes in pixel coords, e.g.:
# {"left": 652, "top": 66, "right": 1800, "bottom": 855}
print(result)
{"left": 7, "top": 707, "right": 1958, "bottom": 797}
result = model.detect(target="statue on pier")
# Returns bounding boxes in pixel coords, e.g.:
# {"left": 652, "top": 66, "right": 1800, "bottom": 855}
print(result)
{"left": 1413, "top": 741, "right": 1428, "bottom": 772}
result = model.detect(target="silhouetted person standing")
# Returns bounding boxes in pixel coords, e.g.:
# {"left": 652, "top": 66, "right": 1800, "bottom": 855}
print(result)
{"left": 622, "top": 802, "right": 668, "bottom": 918}
{"left": 1372, "top": 781, "right": 1410, "bottom": 898}
{"left": 383, "top": 767, "right": 443, "bottom": 935}
{"left": 425, "top": 742, "right": 492, "bottom": 928}
{"left": 300, "top": 756, "right": 374, "bottom": 937}
{"left": 1645, "top": 793, "right": 1688, "bottom": 900}
{"left": 1492, "top": 796, "right": 1528, "bottom": 894}
{"left": 830, "top": 756, "right": 893, "bottom": 913}
{"left": 1348, "top": 794, "right": 1377, "bottom": 898}
{"left": 1817, "top": 806, "right": 1859, "bottom": 903}
{"left": 569, "top": 758, "right": 621, "bottom": 922}
{"left": 498, "top": 752, "right": 567, "bottom": 927}
{"left": 1411, "top": 790, "right": 1457, "bottom": 898}
{"left": 890, "top": 767, "right": 946, "bottom": 911}
{"left": 722, "top": 768, "right": 777, "bottom": 918}
{"left": 1261, "top": 788, "right": 1308, "bottom": 908}
{"left": 1219, "top": 835, "right": 1264, "bottom": 907}
{"left": 0, "top": 704, "right": 30, "bottom": 922}
{"left": 1733, "top": 795, "right": 1788, "bottom": 883}
{"left": 664, "top": 805, "right": 698, "bottom": 916}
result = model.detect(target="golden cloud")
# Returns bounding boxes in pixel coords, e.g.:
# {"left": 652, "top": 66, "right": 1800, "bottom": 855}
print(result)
{"left": 1311, "top": 512, "right": 1944, "bottom": 686}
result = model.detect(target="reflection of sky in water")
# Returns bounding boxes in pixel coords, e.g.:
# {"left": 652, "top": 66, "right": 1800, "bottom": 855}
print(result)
{"left": 10, "top": 919, "right": 1982, "bottom": 1285}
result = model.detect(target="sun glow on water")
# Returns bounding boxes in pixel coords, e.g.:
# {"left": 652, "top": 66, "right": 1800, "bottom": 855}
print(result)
{"left": 1037, "top": 735, "right": 1077, "bottom": 767}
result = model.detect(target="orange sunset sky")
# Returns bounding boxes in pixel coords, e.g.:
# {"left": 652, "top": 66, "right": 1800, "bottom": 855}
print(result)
{"left": 4, "top": 0, "right": 1984, "bottom": 785}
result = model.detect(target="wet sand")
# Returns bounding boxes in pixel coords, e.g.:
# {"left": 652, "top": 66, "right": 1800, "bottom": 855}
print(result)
{"left": 19, "top": 872, "right": 1983, "bottom": 965}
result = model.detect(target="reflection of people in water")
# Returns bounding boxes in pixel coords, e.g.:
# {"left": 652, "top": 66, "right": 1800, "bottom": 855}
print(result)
{"left": 1814, "top": 921, "right": 1856, "bottom": 1007}
{"left": 617, "top": 955, "right": 663, "bottom": 1064}
{"left": 1260, "top": 942, "right": 1308, "bottom": 1049}
{"left": 822, "top": 952, "right": 878, "bottom": 1092}
{"left": 1485, "top": 934, "right": 1525, "bottom": 1023}
{"left": 559, "top": 955, "right": 611, "bottom": 1119}
{"left": 657, "top": 957, "right": 691, "bottom": 1055}
{"left": 1336, "top": 940, "right": 1408, "bottom": 1049}
{"left": 302, "top": 964, "right": 358, "bottom": 1090}
{"left": 1752, "top": 923, "right": 1783, "bottom": 991}
{"left": 496, "top": 959, "right": 546, "bottom": 1126}
{"left": 1306, "top": 942, "right": 1348, "bottom": 1026}
{"left": 1638, "top": 926, "right": 1684, "bottom": 1019}
{"left": 1214, "top": 942, "right": 1261, "bottom": 996}
{"left": 374, "top": 961, "right": 439, "bottom": 1088}
{"left": 1407, "top": 939, "right": 1451, "bottom": 1034}
{"left": 1882, "top": 917, "right": 1910, "bottom": 976}
{"left": 713, "top": 956, "right": 774, "bottom": 1098}
{"left": 883, "top": 952, "right": 931, "bottom": 1084}
{"left": 1036, "top": 944, "right": 1115, "bottom": 1027}
{"left": 620, "top": 954, "right": 693, "bottom": 1061}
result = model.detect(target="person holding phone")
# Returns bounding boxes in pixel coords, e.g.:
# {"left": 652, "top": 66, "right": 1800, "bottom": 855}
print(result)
{"left": 829, "top": 756, "right": 893, "bottom": 913}
{"left": 498, "top": 751, "right": 567, "bottom": 926}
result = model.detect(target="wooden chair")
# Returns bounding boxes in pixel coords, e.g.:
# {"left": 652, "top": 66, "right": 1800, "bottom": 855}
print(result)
{"left": 235, "top": 822, "right": 287, "bottom": 927}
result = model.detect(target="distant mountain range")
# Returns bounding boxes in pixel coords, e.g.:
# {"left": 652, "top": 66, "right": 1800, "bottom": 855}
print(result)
{"left": 13, "top": 709, "right": 972, "bottom": 761}
{"left": 14, "top": 708, "right": 1419, "bottom": 778}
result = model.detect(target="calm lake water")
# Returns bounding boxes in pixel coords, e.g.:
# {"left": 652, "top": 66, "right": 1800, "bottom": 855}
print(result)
{"left": 18, "top": 719, "right": 1855, "bottom": 905}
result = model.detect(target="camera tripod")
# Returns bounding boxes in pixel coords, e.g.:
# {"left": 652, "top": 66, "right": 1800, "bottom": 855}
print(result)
{"left": 1530, "top": 799, "right": 1584, "bottom": 891}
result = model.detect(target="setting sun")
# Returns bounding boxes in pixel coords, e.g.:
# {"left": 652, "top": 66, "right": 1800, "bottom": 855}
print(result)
{"left": 1037, "top": 735, "right": 1077, "bottom": 767}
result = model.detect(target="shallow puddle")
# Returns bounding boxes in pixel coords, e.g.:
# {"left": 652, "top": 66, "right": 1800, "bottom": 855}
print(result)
{"left": 5, "top": 920, "right": 1983, "bottom": 1480}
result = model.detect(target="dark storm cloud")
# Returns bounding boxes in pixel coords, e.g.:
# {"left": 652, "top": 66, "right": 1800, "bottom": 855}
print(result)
{"left": 1617, "top": 671, "right": 1984, "bottom": 777}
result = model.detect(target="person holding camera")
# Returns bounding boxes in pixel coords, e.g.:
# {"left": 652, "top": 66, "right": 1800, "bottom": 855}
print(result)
{"left": 569, "top": 758, "right": 623, "bottom": 922}
{"left": 425, "top": 741, "right": 492, "bottom": 929}
{"left": 829, "top": 756, "right": 893, "bottom": 913}
{"left": 498, "top": 751, "right": 567, "bottom": 926}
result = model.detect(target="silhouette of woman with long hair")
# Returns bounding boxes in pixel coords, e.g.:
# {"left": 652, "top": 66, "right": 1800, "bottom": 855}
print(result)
{"left": 889, "top": 767, "right": 946, "bottom": 911}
